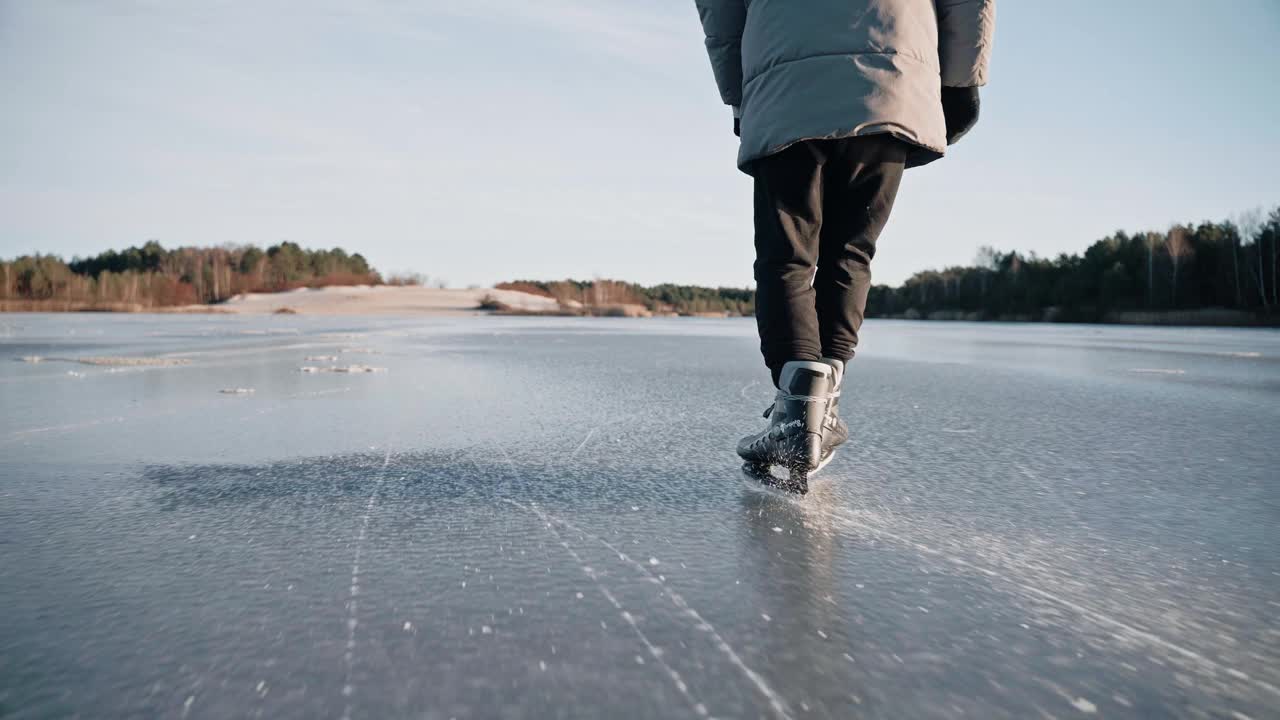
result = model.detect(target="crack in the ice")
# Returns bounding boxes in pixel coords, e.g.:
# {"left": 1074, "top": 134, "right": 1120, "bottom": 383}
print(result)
{"left": 818, "top": 505, "right": 1280, "bottom": 702}
{"left": 341, "top": 445, "right": 394, "bottom": 720}
{"left": 508, "top": 499, "right": 712, "bottom": 719}
{"left": 529, "top": 503, "right": 795, "bottom": 720}
{"left": 569, "top": 428, "right": 596, "bottom": 461}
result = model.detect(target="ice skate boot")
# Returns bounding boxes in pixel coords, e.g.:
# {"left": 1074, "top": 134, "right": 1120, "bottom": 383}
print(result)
{"left": 814, "top": 357, "right": 848, "bottom": 472}
{"left": 737, "top": 360, "right": 839, "bottom": 494}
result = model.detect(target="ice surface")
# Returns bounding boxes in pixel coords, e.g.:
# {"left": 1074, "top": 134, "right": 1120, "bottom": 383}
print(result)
{"left": 1, "top": 313, "right": 1278, "bottom": 719}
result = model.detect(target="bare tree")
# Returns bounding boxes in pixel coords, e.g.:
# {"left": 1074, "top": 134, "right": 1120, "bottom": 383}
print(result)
{"left": 1235, "top": 208, "right": 1267, "bottom": 310}
{"left": 974, "top": 246, "right": 999, "bottom": 298}
{"left": 1230, "top": 226, "right": 1243, "bottom": 308}
{"left": 211, "top": 253, "right": 221, "bottom": 301}
{"left": 1165, "top": 226, "right": 1192, "bottom": 306}
{"left": 974, "top": 246, "right": 999, "bottom": 270}
{"left": 1145, "top": 231, "right": 1161, "bottom": 308}
{"left": 1270, "top": 206, "right": 1279, "bottom": 307}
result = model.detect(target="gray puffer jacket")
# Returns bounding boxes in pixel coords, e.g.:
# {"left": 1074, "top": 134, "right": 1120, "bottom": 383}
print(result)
{"left": 695, "top": 0, "right": 995, "bottom": 172}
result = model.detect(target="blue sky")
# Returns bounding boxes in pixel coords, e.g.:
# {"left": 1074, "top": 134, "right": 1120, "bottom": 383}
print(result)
{"left": 1, "top": 0, "right": 1277, "bottom": 288}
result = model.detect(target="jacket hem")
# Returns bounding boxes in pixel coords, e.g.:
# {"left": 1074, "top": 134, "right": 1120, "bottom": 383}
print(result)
{"left": 735, "top": 51, "right": 947, "bottom": 173}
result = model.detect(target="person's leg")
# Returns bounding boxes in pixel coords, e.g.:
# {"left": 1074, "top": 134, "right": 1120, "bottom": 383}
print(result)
{"left": 753, "top": 141, "right": 827, "bottom": 386}
{"left": 814, "top": 135, "right": 907, "bottom": 364}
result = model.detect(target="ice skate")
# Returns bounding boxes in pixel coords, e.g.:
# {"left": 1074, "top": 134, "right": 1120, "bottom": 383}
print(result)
{"left": 815, "top": 357, "right": 848, "bottom": 469}
{"left": 737, "top": 360, "right": 839, "bottom": 494}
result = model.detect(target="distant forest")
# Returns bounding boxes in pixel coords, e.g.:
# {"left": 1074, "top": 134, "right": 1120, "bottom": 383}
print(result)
{"left": 3, "top": 205, "right": 1277, "bottom": 323}
{"left": 502, "top": 206, "right": 1279, "bottom": 324}
{"left": 1, "top": 241, "right": 380, "bottom": 310}
{"left": 868, "top": 205, "right": 1279, "bottom": 324}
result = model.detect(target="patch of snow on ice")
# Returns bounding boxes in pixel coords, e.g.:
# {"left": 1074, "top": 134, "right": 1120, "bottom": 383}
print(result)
{"left": 1070, "top": 697, "right": 1097, "bottom": 713}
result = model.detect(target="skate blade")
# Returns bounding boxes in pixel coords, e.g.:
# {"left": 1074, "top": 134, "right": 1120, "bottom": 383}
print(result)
{"left": 741, "top": 447, "right": 836, "bottom": 497}
{"left": 740, "top": 462, "right": 808, "bottom": 495}
{"left": 740, "top": 474, "right": 807, "bottom": 502}
{"left": 811, "top": 449, "right": 836, "bottom": 475}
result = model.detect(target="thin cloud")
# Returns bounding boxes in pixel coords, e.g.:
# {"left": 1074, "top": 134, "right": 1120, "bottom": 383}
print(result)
{"left": 427, "top": 0, "right": 692, "bottom": 68}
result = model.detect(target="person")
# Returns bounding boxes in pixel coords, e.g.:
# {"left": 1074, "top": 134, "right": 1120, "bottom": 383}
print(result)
{"left": 695, "top": 0, "right": 996, "bottom": 493}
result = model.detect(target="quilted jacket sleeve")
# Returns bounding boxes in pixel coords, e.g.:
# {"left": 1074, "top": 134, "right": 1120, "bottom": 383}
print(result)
{"left": 936, "top": 0, "right": 996, "bottom": 87}
{"left": 695, "top": 0, "right": 747, "bottom": 106}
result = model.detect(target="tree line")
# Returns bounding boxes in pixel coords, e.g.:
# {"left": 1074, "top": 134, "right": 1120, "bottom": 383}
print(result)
{"left": 5, "top": 205, "right": 1275, "bottom": 321}
{"left": 1, "top": 241, "right": 379, "bottom": 309}
{"left": 499, "top": 206, "right": 1277, "bottom": 324}
{"left": 866, "top": 206, "right": 1278, "bottom": 323}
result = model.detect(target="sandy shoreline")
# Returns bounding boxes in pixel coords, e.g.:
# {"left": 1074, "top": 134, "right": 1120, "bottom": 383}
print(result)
{"left": 1, "top": 286, "right": 738, "bottom": 317}
{"left": 0, "top": 286, "right": 559, "bottom": 316}
{"left": 215, "top": 285, "right": 561, "bottom": 315}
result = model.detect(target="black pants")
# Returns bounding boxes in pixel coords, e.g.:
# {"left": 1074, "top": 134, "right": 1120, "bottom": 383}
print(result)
{"left": 753, "top": 135, "right": 906, "bottom": 386}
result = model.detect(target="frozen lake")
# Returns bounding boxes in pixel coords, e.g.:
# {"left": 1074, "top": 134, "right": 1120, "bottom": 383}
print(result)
{"left": 2, "top": 314, "right": 1278, "bottom": 719}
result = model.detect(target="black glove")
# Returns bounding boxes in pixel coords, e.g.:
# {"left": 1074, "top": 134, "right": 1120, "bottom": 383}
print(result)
{"left": 733, "top": 116, "right": 741, "bottom": 138}
{"left": 941, "top": 86, "right": 980, "bottom": 145}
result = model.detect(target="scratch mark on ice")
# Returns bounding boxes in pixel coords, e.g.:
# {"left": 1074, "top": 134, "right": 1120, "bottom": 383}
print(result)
{"left": 569, "top": 428, "right": 597, "bottom": 461}
{"left": 505, "top": 498, "right": 711, "bottom": 719}
{"left": 821, "top": 506, "right": 1280, "bottom": 702}
{"left": 341, "top": 445, "right": 394, "bottom": 720}
{"left": 534, "top": 504, "right": 794, "bottom": 720}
